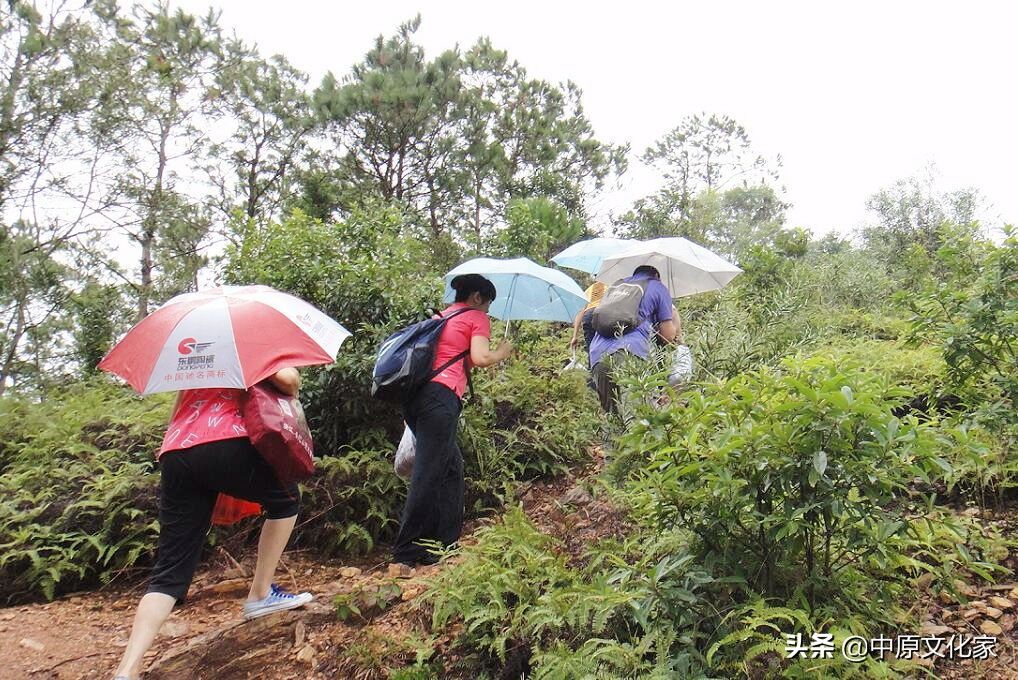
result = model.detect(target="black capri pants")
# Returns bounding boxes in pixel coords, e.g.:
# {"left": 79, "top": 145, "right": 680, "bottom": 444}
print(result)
{"left": 148, "top": 437, "right": 300, "bottom": 602}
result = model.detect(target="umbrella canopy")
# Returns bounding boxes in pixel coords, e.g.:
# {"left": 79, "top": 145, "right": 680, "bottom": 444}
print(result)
{"left": 98, "top": 285, "right": 351, "bottom": 394}
{"left": 595, "top": 237, "right": 742, "bottom": 297}
{"left": 550, "top": 237, "right": 640, "bottom": 274}
{"left": 443, "top": 257, "right": 587, "bottom": 322}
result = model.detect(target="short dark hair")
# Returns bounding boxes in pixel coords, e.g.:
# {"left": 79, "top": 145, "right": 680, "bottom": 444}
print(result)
{"left": 451, "top": 273, "right": 497, "bottom": 303}
{"left": 633, "top": 265, "right": 660, "bottom": 279}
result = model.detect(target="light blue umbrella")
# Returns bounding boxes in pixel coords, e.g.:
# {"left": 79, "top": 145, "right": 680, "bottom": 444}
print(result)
{"left": 550, "top": 237, "right": 640, "bottom": 274}
{"left": 443, "top": 257, "right": 587, "bottom": 332}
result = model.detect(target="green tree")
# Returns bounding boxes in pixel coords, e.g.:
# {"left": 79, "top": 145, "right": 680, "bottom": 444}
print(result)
{"left": 455, "top": 39, "right": 626, "bottom": 245}
{"left": 0, "top": 221, "right": 69, "bottom": 394}
{"left": 310, "top": 18, "right": 626, "bottom": 245}
{"left": 312, "top": 16, "right": 463, "bottom": 235}
{"left": 207, "top": 47, "right": 314, "bottom": 225}
{"left": 67, "top": 281, "right": 127, "bottom": 374}
{"left": 621, "top": 114, "right": 784, "bottom": 256}
{"left": 863, "top": 168, "right": 983, "bottom": 276}
{"left": 96, "top": 1, "right": 226, "bottom": 320}
{"left": 487, "top": 196, "right": 585, "bottom": 263}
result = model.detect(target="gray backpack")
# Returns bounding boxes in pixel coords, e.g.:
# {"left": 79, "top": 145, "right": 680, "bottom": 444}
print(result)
{"left": 592, "top": 279, "right": 649, "bottom": 336}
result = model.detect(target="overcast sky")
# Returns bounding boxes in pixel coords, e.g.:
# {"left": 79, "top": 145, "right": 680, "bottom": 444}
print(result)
{"left": 171, "top": 0, "right": 1018, "bottom": 236}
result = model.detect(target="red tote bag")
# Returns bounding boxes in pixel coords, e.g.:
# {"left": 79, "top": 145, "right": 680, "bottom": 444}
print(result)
{"left": 243, "top": 382, "right": 315, "bottom": 484}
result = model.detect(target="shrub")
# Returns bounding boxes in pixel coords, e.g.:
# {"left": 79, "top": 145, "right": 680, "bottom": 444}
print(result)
{"left": 295, "top": 449, "right": 405, "bottom": 556}
{"left": 224, "top": 204, "right": 442, "bottom": 450}
{"left": 460, "top": 332, "right": 601, "bottom": 510}
{"left": 424, "top": 507, "right": 636, "bottom": 674}
{"left": 905, "top": 226, "right": 1017, "bottom": 501}
{"left": 619, "top": 355, "right": 989, "bottom": 620}
{"left": 0, "top": 379, "right": 166, "bottom": 602}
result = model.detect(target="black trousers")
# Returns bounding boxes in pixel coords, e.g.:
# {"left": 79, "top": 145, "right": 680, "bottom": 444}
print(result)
{"left": 592, "top": 351, "right": 641, "bottom": 417}
{"left": 148, "top": 437, "right": 300, "bottom": 602}
{"left": 393, "top": 382, "right": 464, "bottom": 565}
{"left": 581, "top": 308, "right": 596, "bottom": 353}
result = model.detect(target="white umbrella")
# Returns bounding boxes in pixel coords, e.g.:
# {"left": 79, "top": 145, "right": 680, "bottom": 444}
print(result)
{"left": 443, "top": 257, "right": 587, "bottom": 333}
{"left": 595, "top": 237, "right": 742, "bottom": 296}
{"left": 550, "top": 237, "right": 640, "bottom": 274}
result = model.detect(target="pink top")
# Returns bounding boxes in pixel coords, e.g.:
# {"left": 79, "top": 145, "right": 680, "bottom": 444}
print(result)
{"left": 430, "top": 303, "right": 491, "bottom": 398}
{"left": 159, "top": 388, "right": 247, "bottom": 457}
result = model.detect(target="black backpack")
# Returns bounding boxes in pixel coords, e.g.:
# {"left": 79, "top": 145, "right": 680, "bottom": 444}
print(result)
{"left": 370, "top": 308, "right": 473, "bottom": 403}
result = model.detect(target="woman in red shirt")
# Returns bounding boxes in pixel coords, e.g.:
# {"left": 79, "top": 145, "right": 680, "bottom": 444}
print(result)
{"left": 113, "top": 368, "right": 311, "bottom": 680}
{"left": 393, "top": 274, "right": 512, "bottom": 566}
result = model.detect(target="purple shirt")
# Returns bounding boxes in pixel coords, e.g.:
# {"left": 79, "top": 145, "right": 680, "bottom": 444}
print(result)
{"left": 589, "top": 274, "right": 673, "bottom": 366}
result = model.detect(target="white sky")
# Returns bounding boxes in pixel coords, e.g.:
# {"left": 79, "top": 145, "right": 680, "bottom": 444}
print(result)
{"left": 171, "top": 0, "right": 1018, "bottom": 236}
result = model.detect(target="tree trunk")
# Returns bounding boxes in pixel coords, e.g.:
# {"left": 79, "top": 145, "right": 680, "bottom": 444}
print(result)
{"left": 0, "top": 300, "right": 27, "bottom": 397}
{"left": 139, "top": 121, "right": 171, "bottom": 321}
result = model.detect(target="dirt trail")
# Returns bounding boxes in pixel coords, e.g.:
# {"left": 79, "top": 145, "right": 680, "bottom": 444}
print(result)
{"left": 0, "top": 451, "right": 612, "bottom": 680}
{"left": 2, "top": 448, "right": 1015, "bottom": 679}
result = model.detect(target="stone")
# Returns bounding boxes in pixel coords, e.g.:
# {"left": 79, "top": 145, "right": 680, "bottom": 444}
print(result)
{"left": 979, "top": 620, "right": 1002, "bottom": 636}
{"left": 296, "top": 644, "right": 315, "bottom": 665}
{"left": 340, "top": 567, "right": 362, "bottom": 579}
{"left": 160, "top": 620, "right": 190, "bottom": 638}
{"left": 0, "top": 613, "right": 14, "bottom": 621}
{"left": 988, "top": 596, "right": 1014, "bottom": 610}
{"left": 562, "top": 486, "right": 592, "bottom": 506}
{"left": 961, "top": 609, "right": 982, "bottom": 621}
{"left": 984, "top": 606, "right": 1003, "bottom": 619}
{"left": 204, "top": 578, "right": 249, "bottom": 598}
{"left": 294, "top": 620, "right": 307, "bottom": 647}
{"left": 953, "top": 580, "right": 978, "bottom": 598}
{"left": 937, "top": 591, "right": 955, "bottom": 605}
{"left": 386, "top": 564, "right": 413, "bottom": 578}
{"left": 1009, "top": 586, "right": 1018, "bottom": 599}
{"left": 920, "top": 623, "right": 953, "bottom": 637}
{"left": 19, "top": 638, "right": 45, "bottom": 652}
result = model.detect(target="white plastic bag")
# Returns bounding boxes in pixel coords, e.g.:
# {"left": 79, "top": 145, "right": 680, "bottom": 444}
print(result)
{"left": 668, "top": 344, "right": 694, "bottom": 386}
{"left": 394, "top": 424, "right": 416, "bottom": 480}
{"left": 561, "top": 351, "right": 587, "bottom": 373}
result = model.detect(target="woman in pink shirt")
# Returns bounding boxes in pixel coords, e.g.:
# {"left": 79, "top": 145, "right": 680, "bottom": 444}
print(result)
{"left": 393, "top": 274, "right": 512, "bottom": 566}
{"left": 113, "top": 368, "right": 311, "bottom": 680}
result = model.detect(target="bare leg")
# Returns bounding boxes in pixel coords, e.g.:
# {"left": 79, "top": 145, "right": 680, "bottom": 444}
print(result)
{"left": 247, "top": 515, "right": 297, "bottom": 602}
{"left": 113, "top": 592, "right": 176, "bottom": 679}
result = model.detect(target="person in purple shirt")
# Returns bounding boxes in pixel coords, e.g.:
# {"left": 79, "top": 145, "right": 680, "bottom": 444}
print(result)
{"left": 589, "top": 265, "right": 677, "bottom": 416}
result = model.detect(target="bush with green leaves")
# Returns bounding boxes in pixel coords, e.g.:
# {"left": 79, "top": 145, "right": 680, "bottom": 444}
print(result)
{"left": 460, "top": 331, "right": 601, "bottom": 510}
{"left": 424, "top": 507, "right": 639, "bottom": 677}
{"left": 0, "top": 379, "right": 166, "bottom": 602}
{"left": 904, "top": 225, "right": 1017, "bottom": 501}
{"left": 620, "top": 354, "right": 996, "bottom": 620}
{"left": 224, "top": 204, "right": 442, "bottom": 451}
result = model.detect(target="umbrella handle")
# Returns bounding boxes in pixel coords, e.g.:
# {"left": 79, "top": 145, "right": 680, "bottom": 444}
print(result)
{"left": 503, "top": 274, "right": 519, "bottom": 338}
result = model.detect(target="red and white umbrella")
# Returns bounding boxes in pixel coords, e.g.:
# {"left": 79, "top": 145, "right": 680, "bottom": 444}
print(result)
{"left": 99, "top": 285, "right": 351, "bottom": 394}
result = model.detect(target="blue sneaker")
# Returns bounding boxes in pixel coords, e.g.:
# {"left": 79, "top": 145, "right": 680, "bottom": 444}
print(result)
{"left": 243, "top": 583, "right": 313, "bottom": 620}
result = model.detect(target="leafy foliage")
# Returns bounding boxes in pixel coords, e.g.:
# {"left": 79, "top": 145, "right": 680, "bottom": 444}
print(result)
{"left": 0, "top": 379, "right": 165, "bottom": 602}
{"left": 621, "top": 355, "right": 991, "bottom": 616}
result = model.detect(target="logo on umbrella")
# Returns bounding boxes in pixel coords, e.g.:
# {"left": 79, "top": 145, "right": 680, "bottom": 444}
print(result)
{"left": 177, "top": 338, "right": 214, "bottom": 355}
